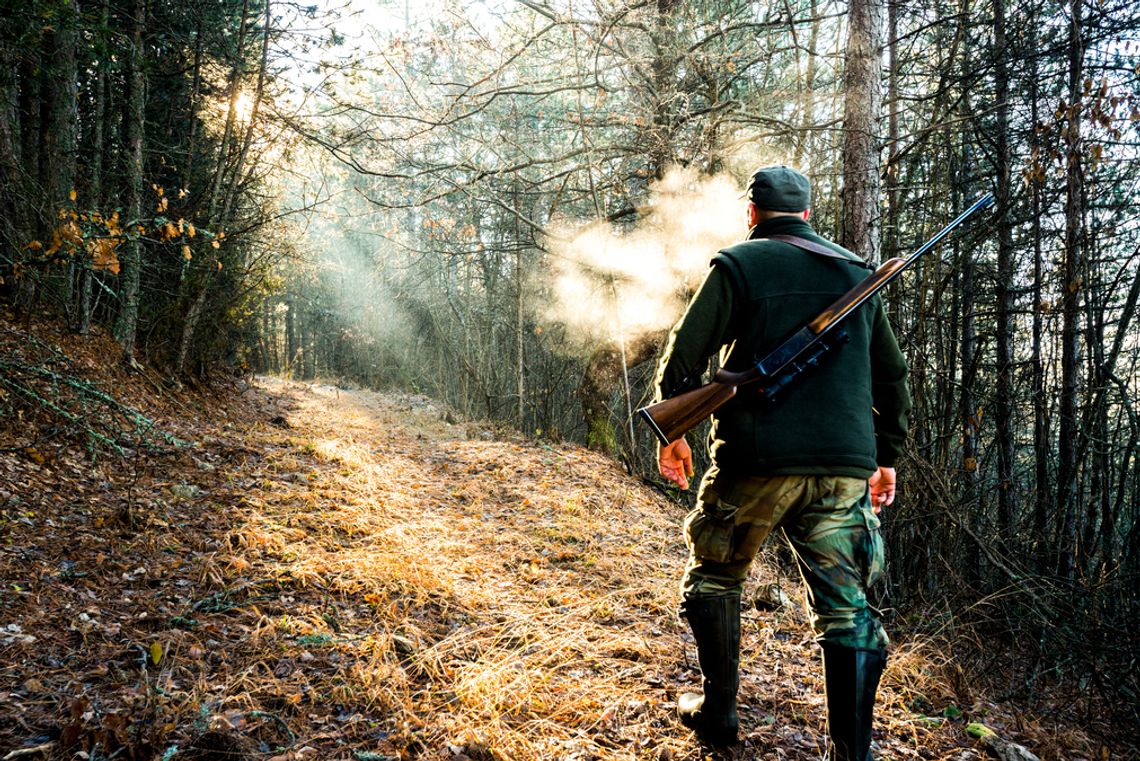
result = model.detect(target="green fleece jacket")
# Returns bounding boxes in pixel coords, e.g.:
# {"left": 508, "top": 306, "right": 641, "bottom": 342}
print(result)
{"left": 655, "top": 216, "right": 911, "bottom": 477}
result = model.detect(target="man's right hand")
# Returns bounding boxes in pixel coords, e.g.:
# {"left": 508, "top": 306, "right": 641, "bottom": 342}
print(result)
{"left": 658, "top": 438, "right": 694, "bottom": 490}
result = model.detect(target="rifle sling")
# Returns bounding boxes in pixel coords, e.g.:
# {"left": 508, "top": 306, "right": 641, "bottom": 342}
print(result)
{"left": 762, "top": 234, "right": 868, "bottom": 266}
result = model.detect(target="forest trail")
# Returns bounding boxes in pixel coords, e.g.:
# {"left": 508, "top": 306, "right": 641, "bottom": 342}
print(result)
{"left": 1, "top": 366, "right": 1049, "bottom": 760}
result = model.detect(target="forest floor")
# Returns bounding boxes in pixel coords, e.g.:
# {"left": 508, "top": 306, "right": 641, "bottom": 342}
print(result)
{"left": 0, "top": 316, "right": 1120, "bottom": 761}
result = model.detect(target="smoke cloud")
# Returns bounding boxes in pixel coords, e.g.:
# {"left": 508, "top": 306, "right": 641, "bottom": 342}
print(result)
{"left": 540, "top": 167, "right": 750, "bottom": 348}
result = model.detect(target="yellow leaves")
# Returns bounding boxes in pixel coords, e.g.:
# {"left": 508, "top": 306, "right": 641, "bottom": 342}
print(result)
{"left": 1089, "top": 143, "right": 1104, "bottom": 168}
{"left": 1021, "top": 162, "right": 1047, "bottom": 187}
{"left": 153, "top": 185, "right": 170, "bottom": 213}
{"left": 422, "top": 219, "right": 477, "bottom": 242}
{"left": 967, "top": 406, "right": 984, "bottom": 432}
{"left": 61, "top": 221, "right": 82, "bottom": 246}
{"left": 149, "top": 640, "right": 163, "bottom": 666}
{"left": 963, "top": 456, "right": 978, "bottom": 472}
{"left": 24, "top": 195, "right": 212, "bottom": 273}
{"left": 88, "top": 237, "right": 121, "bottom": 274}
{"left": 40, "top": 221, "right": 84, "bottom": 257}
{"left": 69, "top": 188, "right": 77, "bottom": 202}
{"left": 216, "top": 261, "right": 223, "bottom": 271}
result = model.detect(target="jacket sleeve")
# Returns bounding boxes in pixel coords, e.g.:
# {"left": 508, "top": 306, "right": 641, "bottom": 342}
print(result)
{"left": 869, "top": 299, "right": 912, "bottom": 467}
{"left": 653, "top": 265, "right": 735, "bottom": 402}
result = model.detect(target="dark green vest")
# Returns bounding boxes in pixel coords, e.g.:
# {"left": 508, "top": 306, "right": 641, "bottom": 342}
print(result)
{"left": 708, "top": 223, "right": 881, "bottom": 476}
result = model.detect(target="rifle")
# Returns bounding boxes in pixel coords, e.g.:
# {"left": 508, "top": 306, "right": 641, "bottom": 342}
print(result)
{"left": 638, "top": 193, "right": 995, "bottom": 447}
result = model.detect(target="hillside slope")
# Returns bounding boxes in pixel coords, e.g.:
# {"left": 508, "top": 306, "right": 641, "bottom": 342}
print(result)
{"left": 0, "top": 324, "right": 1093, "bottom": 759}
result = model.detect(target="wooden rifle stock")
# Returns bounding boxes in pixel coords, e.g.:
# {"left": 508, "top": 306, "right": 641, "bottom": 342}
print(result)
{"left": 638, "top": 193, "right": 995, "bottom": 448}
{"left": 637, "top": 377, "right": 740, "bottom": 446}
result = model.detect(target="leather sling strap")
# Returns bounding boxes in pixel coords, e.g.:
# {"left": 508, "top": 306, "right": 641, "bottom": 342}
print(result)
{"left": 763, "top": 234, "right": 868, "bottom": 266}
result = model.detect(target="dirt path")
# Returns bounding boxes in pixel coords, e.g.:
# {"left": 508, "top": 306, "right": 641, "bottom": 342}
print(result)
{"left": 1, "top": 375, "right": 1032, "bottom": 760}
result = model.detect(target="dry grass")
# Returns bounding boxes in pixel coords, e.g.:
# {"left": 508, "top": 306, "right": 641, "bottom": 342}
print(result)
{"left": 230, "top": 379, "right": 693, "bottom": 760}
{"left": 0, "top": 326, "right": 1118, "bottom": 760}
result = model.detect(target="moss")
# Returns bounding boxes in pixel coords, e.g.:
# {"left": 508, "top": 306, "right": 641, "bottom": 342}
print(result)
{"left": 585, "top": 415, "right": 619, "bottom": 455}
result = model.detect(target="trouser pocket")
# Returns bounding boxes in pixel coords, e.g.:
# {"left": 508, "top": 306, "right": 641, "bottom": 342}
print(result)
{"left": 857, "top": 496, "right": 884, "bottom": 589}
{"left": 684, "top": 499, "right": 739, "bottom": 565}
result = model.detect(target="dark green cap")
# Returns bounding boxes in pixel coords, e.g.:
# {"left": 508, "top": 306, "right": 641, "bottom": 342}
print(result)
{"left": 744, "top": 165, "right": 811, "bottom": 212}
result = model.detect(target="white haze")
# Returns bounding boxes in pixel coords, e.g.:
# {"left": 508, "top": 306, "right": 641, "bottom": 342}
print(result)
{"left": 541, "top": 167, "right": 748, "bottom": 346}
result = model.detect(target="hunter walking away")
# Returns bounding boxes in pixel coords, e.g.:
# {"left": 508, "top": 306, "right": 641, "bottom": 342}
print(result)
{"left": 652, "top": 166, "right": 912, "bottom": 756}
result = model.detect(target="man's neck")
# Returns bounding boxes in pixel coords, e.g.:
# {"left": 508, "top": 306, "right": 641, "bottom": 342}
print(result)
{"left": 747, "top": 215, "right": 813, "bottom": 239}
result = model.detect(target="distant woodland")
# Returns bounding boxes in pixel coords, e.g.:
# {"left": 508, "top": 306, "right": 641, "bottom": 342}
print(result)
{"left": 1, "top": 0, "right": 1139, "bottom": 734}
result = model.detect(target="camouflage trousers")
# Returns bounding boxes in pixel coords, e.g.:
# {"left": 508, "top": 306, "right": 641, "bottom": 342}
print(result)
{"left": 681, "top": 468, "right": 888, "bottom": 651}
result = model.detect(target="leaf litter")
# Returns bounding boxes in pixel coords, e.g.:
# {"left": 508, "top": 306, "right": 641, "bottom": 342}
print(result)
{"left": 0, "top": 316, "right": 1117, "bottom": 760}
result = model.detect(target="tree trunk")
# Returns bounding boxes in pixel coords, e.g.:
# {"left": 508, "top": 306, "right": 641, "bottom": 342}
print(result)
{"left": 1028, "top": 18, "right": 1049, "bottom": 570}
{"left": 184, "top": 13, "right": 205, "bottom": 190}
{"left": 647, "top": 0, "right": 679, "bottom": 179}
{"left": 175, "top": 0, "right": 252, "bottom": 374}
{"left": 993, "top": 0, "right": 1016, "bottom": 539}
{"left": 16, "top": 52, "right": 38, "bottom": 184}
{"left": 78, "top": 0, "right": 110, "bottom": 337}
{"left": 116, "top": 0, "right": 146, "bottom": 364}
{"left": 220, "top": 0, "right": 270, "bottom": 225}
{"left": 43, "top": 0, "right": 78, "bottom": 215}
{"left": 285, "top": 292, "right": 296, "bottom": 377}
{"left": 839, "top": 0, "right": 885, "bottom": 263}
{"left": 0, "top": 30, "right": 27, "bottom": 250}
{"left": 883, "top": 0, "right": 902, "bottom": 321}
{"left": 793, "top": 0, "right": 820, "bottom": 170}
{"left": 1056, "top": 0, "right": 1084, "bottom": 581}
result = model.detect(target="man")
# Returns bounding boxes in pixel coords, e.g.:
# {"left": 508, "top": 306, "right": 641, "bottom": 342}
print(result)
{"left": 653, "top": 165, "right": 911, "bottom": 758}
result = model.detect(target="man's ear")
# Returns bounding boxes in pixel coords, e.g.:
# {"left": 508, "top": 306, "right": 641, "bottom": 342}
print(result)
{"left": 747, "top": 202, "right": 760, "bottom": 228}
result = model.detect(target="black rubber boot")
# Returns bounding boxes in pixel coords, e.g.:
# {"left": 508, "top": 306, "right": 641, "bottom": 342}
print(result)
{"left": 678, "top": 595, "right": 741, "bottom": 746}
{"left": 820, "top": 642, "right": 887, "bottom": 761}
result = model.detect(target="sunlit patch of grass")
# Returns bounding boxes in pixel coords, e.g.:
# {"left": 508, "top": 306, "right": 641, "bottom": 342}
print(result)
{"left": 212, "top": 382, "right": 716, "bottom": 758}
